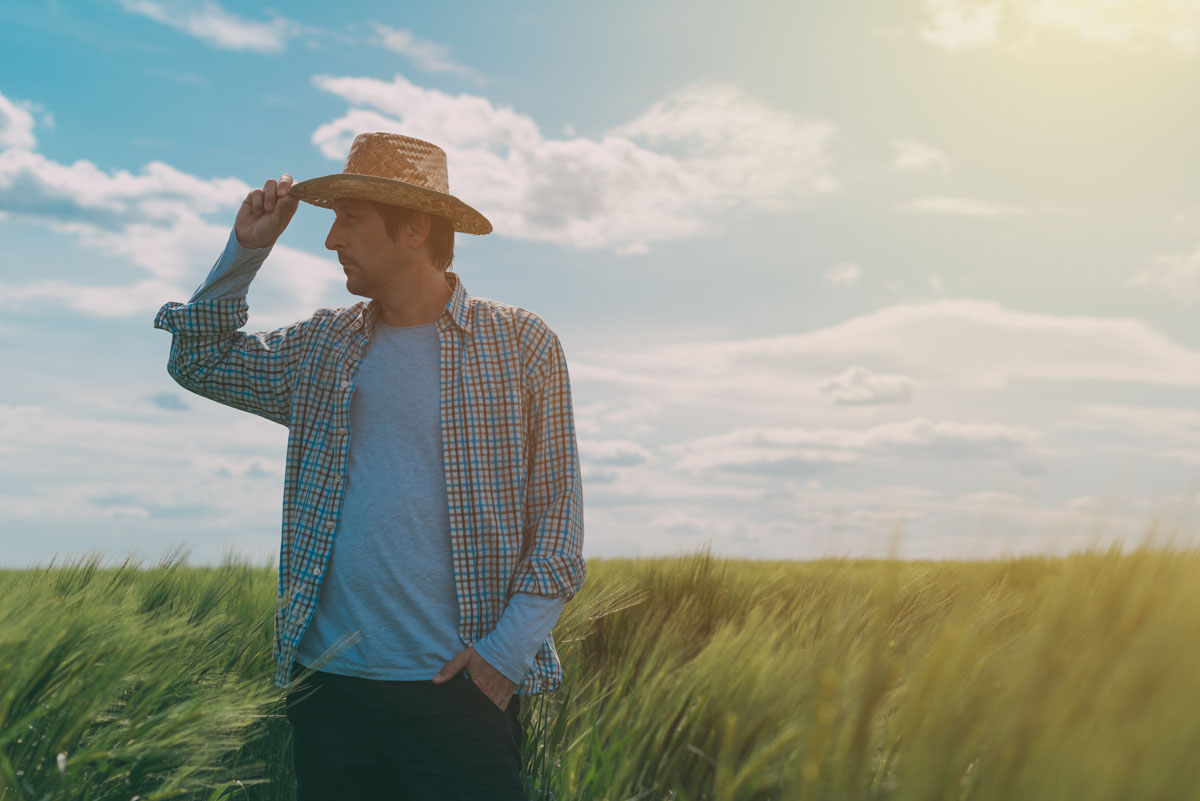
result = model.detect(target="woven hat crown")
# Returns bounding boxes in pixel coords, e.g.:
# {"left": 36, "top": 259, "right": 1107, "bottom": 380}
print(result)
{"left": 344, "top": 133, "right": 450, "bottom": 194}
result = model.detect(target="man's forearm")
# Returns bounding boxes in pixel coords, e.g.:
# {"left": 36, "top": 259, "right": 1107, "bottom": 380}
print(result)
{"left": 473, "top": 592, "right": 567, "bottom": 685}
{"left": 190, "top": 227, "right": 273, "bottom": 302}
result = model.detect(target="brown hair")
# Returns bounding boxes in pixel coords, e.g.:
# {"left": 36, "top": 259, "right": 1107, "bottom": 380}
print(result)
{"left": 371, "top": 202, "right": 455, "bottom": 271}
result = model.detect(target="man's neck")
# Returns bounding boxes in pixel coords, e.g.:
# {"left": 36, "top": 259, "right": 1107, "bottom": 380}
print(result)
{"left": 373, "top": 269, "right": 453, "bottom": 327}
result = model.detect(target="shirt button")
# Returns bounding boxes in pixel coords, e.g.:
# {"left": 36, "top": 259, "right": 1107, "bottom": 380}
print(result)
{"left": 340, "top": 379, "right": 351, "bottom": 389}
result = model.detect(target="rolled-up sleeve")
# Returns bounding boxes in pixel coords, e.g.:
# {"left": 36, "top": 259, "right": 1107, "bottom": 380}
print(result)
{"left": 153, "top": 297, "right": 311, "bottom": 427}
{"left": 509, "top": 332, "right": 586, "bottom": 601}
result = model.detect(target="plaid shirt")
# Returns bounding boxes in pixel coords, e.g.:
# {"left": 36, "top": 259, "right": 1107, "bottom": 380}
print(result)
{"left": 154, "top": 272, "right": 585, "bottom": 693}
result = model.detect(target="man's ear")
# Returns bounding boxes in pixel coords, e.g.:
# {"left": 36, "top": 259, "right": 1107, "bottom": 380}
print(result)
{"left": 404, "top": 212, "right": 433, "bottom": 249}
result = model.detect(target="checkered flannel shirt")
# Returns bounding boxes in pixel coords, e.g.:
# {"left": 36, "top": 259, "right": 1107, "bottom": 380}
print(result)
{"left": 153, "top": 271, "right": 585, "bottom": 692}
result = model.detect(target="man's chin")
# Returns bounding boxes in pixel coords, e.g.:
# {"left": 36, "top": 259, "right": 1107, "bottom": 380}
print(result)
{"left": 344, "top": 279, "right": 371, "bottom": 299}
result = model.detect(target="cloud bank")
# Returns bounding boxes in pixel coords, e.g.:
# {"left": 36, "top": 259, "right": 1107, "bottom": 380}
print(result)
{"left": 309, "top": 74, "right": 838, "bottom": 253}
{"left": 575, "top": 299, "right": 1200, "bottom": 415}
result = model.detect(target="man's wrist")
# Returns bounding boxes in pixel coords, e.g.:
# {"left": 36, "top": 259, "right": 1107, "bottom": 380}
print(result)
{"left": 189, "top": 227, "right": 274, "bottom": 303}
{"left": 473, "top": 638, "right": 525, "bottom": 685}
{"left": 233, "top": 231, "right": 275, "bottom": 253}
{"left": 473, "top": 593, "right": 566, "bottom": 686}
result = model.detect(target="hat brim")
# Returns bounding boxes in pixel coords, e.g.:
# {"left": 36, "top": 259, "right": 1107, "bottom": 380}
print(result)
{"left": 289, "top": 173, "right": 492, "bottom": 235}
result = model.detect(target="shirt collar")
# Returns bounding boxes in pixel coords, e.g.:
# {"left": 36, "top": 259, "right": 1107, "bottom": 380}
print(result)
{"left": 357, "top": 271, "right": 473, "bottom": 334}
{"left": 442, "top": 271, "right": 473, "bottom": 333}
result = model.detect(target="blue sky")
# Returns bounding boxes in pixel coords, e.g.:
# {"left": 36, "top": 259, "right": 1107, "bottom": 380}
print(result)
{"left": 2, "top": 0, "right": 1200, "bottom": 566}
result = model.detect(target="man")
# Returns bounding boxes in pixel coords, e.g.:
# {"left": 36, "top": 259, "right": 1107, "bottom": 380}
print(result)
{"left": 154, "top": 132, "right": 585, "bottom": 799}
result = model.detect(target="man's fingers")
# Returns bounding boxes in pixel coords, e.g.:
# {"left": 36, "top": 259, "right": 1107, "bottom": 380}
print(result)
{"left": 263, "top": 179, "right": 277, "bottom": 212}
{"left": 278, "top": 173, "right": 293, "bottom": 195}
{"left": 432, "top": 647, "right": 472, "bottom": 683}
{"left": 249, "top": 189, "right": 264, "bottom": 216}
{"left": 274, "top": 193, "right": 298, "bottom": 214}
{"left": 272, "top": 195, "right": 299, "bottom": 230}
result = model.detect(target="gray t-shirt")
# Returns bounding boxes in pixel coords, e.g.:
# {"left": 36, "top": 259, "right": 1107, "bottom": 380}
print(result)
{"left": 295, "top": 321, "right": 463, "bottom": 678}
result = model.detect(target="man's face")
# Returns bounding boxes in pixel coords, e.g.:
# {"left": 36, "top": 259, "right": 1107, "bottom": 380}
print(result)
{"left": 324, "top": 198, "right": 402, "bottom": 299}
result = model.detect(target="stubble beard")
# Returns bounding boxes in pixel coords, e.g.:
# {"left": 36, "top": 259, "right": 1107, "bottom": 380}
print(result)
{"left": 343, "top": 267, "right": 372, "bottom": 300}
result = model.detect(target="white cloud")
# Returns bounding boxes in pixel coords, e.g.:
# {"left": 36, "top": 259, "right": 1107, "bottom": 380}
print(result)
{"left": 825, "top": 262, "right": 861, "bottom": 287}
{"left": 576, "top": 300, "right": 1200, "bottom": 413}
{"left": 891, "top": 139, "right": 952, "bottom": 173}
{"left": 920, "top": 0, "right": 1200, "bottom": 53}
{"left": 1168, "top": 205, "right": 1200, "bottom": 228}
{"left": 1066, "top": 494, "right": 1099, "bottom": 511}
{"left": 0, "top": 145, "right": 245, "bottom": 306}
{"left": 580, "top": 439, "right": 652, "bottom": 467}
{"left": 60, "top": 214, "right": 231, "bottom": 281}
{"left": 0, "top": 400, "right": 288, "bottom": 564}
{"left": 818, "top": 366, "right": 915, "bottom": 405}
{"left": 370, "top": 24, "right": 477, "bottom": 78}
{"left": 0, "top": 400, "right": 278, "bottom": 459}
{"left": 648, "top": 510, "right": 732, "bottom": 538}
{"left": 814, "top": 299, "right": 1200, "bottom": 388}
{"left": 585, "top": 478, "right": 1176, "bottom": 561}
{"left": 247, "top": 244, "right": 345, "bottom": 329}
{"left": 1160, "top": 450, "right": 1200, "bottom": 465}
{"left": 1069, "top": 404, "right": 1200, "bottom": 444}
{"left": 308, "top": 74, "right": 838, "bottom": 253}
{"left": 116, "top": 0, "right": 300, "bottom": 53}
{"left": 566, "top": 300, "right": 1200, "bottom": 560}
{"left": 575, "top": 399, "right": 661, "bottom": 438}
{"left": 0, "top": 90, "right": 37, "bottom": 149}
{"left": 1029, "top": 0, "right": 1200, "bottom": 52}
{"left": 610, "top": 83, "right": 839, "bottom": 209}
{"left": 566, "top": 297, "right": 1200, "bottom": 559}
{"left": 0, "top": 148, "right": 246, "bottom": 228}
{"left": 99, "top": 504, "right": 152, "bottom": 520}
{"left": 958, "top": 490, "right": 1027, "bottom": 506}
{"left": 0, "top": 222, "right": 339, "bottom": 324}
{"left": 897, "top": 196, "right": 1025, "bottom": 217}
{"left": 579, "top": 438, "right": 653, "bottom": 485}
{"left": 921, "top": 0, "right": 1002, "bottom": 50}
{"left": 1129, "top": 244, "right": 1200, "bottom": 304}
{"left": 673, "top": 418, "right": 1042, "bottom": 473}
{"left": 0, "top": 277, "right": 186, "bottom": 318}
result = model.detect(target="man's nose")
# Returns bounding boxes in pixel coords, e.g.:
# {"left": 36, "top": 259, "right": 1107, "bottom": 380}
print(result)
{"left": 324, "top": 221, "right": 341, "bottom": 251}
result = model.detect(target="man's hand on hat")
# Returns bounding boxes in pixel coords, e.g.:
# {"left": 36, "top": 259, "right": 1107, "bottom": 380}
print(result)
{"left": 235, "top": 174, "right": 299, "bottom": 250}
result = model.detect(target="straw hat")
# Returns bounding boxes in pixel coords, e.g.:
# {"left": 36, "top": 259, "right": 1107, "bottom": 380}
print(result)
{"left": 289, "top": 132, "right": 492, "bottom": 235}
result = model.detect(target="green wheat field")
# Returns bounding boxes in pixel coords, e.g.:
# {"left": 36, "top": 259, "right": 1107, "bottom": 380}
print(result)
{"left": 4, "top": 543, "right": 1200, "bottom": 800}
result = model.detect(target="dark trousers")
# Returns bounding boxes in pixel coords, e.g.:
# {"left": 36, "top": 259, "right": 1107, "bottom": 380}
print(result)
{"left": 285, "top": 668, "right": 526, "bottom": 800}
